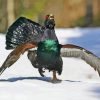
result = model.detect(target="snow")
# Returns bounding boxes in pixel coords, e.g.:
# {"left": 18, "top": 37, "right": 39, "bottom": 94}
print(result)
{"left": 0, "top": 28, "right": 100, "bottom": 100}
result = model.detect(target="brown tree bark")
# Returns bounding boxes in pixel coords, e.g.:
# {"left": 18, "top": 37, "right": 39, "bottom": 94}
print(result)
{"left": 7, "top": 0, "right": 15, "bottom": 27}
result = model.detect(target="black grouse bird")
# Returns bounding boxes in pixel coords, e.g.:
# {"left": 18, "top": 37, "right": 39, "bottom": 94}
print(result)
{"left": 0, "top": 14, "right": 100, "bottom": 83}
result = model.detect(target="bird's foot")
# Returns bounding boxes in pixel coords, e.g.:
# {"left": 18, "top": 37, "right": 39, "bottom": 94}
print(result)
{"left": 50, "top": 78, "right": 62, "bottom": 83}
{"left": 50, "top": 70, "right": 62, "bottom": 83}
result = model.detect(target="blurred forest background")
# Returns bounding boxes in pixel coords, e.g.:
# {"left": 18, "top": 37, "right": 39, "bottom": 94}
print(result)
{"left": 0, "top": 0, "right": 100, "bottom": 33}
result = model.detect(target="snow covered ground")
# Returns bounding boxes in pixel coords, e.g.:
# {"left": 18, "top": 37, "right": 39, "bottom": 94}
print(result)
{"left": 0, "top": 28, "right": 100, "bottom": 100}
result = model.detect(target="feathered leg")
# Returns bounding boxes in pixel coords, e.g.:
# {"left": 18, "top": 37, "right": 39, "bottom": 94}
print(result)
{"left": 0, "top": 43, "right": 36, "bottom": 75}
{"left": 38, "top": 68, "right": 45, "bottom": 77}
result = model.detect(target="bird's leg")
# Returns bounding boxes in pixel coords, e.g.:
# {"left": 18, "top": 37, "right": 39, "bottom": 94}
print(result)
{"left": 52, "top": 70, "right": 57, "bottom": 80}
{"left": 38, "top": 68, "right": 45, "bottom": 77}
{"left": 51, "top": 70, "right": 61, "bottom": 83}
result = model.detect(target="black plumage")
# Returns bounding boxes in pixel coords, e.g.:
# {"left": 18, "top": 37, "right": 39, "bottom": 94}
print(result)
{"left": 6, "top": 16, "right": 57, "bottom": 49}
{"left": 27, "top": 40, "right": 63, "bottom": 76}
{"left": 0, "top": 14, "right": 100, "bottom": 83}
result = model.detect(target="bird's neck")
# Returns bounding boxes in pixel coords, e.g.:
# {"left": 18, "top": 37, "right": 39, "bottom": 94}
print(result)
{"left": 42, "top": 29, "right": 58, "bottom": 42}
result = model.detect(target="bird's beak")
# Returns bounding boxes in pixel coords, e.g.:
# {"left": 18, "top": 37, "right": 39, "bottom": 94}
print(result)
{"left": 49, "top": 14, "right": 54, "bottom": 20}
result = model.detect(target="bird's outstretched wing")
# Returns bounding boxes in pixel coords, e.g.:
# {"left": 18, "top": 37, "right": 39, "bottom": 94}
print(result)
{"left": 60, "top": 44, "right": 100, "bottom": 76}
{"left": 0, "top": 43, "right": 36, "bottom": 75}
{"left": 6, "top": 17, "right": 44, "bottom": 49}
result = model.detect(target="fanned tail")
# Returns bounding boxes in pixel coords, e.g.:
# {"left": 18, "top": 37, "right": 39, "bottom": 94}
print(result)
{"left": 6, "top": 17, "right": 44, "bottom": 49}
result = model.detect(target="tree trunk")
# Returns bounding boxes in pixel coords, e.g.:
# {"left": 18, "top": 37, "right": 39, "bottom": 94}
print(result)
{"left": 85, "top": 0, "right": 93, "bottom": 26}
{"left": 7, "top": 0, "right": 15, "bottom": 27}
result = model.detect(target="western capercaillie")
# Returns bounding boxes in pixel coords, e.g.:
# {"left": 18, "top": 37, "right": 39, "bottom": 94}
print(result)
{"left": 1, "top": 14, "right": 100, "bottom": 83}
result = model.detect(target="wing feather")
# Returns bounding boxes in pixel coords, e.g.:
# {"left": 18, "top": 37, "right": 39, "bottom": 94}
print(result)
{"left": 61, "top": 44, "right": 100, "bottom": 75}
{"left": 0, "top": 43, "right": 36, "bottom": 75}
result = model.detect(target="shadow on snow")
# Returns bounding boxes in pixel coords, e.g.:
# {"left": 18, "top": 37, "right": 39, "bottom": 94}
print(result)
{"left": 0, "top": 76, "right": 51, "bottom": 82}
{"left": 0, "top": 76, "right": 81, "bottom": 83}
{"left": 89, "top": 86, "right": 100, "bottom": 98}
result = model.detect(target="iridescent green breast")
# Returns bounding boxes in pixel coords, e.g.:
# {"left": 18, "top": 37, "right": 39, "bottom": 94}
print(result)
{"left": 37, "top": 40, "right": 60, "bottom": 63}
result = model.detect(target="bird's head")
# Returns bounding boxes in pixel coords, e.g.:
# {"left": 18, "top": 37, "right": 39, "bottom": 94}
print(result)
{"left": 44, "top": 14, "right": 55, "bottom": 29}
